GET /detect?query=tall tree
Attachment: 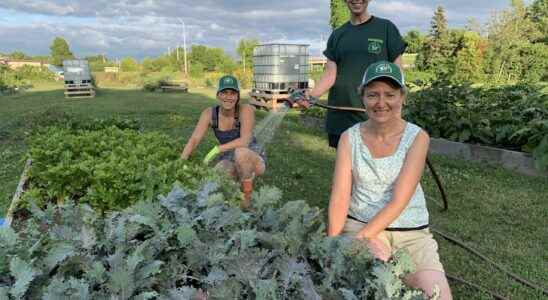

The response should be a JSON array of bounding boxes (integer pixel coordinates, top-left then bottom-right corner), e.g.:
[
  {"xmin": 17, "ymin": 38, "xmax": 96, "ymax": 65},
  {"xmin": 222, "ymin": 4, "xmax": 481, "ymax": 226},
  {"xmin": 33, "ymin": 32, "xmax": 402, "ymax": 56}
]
[
  {"xmin": 120, "ymin": 57, "xmax": 139, "ymax": 72},
  {"xmin": 9, "ymin": 51, "xmax": 29, "ymax": 60},
  {"xmin": 484, "ymin": 0, "xmax": 546, "ymax": 83},
  {"xmin": 403, "ymin": 30, "xmax": 425, "ymax": 53},
  {"xmin": 49, "ymin": 37, "xmax": 74, "ymax": 66},
  {"xmin": 236, "ymin": 39, "xmax": 259, "ymax": 73},
  {"xmin": 430, "ymin": 6, "xmax": 448, "ymax": 40},
  {"xmin": 452, "ymin": 31, "xmax": 485, "ymax": 83},
  {"xmin": 528, "ymin": 0, "xmax": 548, "ymax": 43},
  {"xmin": 416, "ymin": 5, "xmax": 452, "ymax": 74},
  {"xmin": 329, "ymin": 0, "xmax": 349, "ymax": 29}
]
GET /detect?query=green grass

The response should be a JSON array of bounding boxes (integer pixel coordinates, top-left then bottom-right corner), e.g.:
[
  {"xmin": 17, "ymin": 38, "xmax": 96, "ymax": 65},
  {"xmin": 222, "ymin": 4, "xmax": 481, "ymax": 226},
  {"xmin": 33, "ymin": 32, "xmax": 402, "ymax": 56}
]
[{"xmin": 1, "ymin": 84, "xmax": 547, "ymax": 299}]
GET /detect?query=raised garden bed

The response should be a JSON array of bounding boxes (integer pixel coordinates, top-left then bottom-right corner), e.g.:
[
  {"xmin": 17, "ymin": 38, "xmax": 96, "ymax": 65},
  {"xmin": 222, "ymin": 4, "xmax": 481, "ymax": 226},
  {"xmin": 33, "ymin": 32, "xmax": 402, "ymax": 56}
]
[{"xmin": 299, "ymin": 114, "xmax": 547, "ymax": 177}]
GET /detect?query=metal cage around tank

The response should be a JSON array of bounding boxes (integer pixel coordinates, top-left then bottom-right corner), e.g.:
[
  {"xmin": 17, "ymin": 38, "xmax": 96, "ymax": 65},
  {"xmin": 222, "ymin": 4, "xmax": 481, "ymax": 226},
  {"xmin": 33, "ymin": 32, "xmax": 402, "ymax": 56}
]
[{"xmin": 249, "ymin": 44, "xmax": 310, "ymax": 110}]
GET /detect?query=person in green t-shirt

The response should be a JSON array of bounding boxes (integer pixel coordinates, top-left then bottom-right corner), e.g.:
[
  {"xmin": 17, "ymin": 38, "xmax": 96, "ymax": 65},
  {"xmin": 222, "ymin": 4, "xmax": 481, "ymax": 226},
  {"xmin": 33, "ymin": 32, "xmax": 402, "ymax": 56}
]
[{"xmin": 297, "ymin": 0, "xmax": 407, "ymax": 148}]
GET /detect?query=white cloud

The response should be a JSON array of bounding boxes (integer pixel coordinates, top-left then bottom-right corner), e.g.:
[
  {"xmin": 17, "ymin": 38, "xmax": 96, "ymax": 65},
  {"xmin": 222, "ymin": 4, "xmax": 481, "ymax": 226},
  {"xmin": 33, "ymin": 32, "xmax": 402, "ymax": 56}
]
[
  {"xmin": 371, "ymin": 1, "xmax": 432, "ymax": 18},
  {"xmin": 0, "ymin": 0, "xmax": 530, "ymax": 58}
]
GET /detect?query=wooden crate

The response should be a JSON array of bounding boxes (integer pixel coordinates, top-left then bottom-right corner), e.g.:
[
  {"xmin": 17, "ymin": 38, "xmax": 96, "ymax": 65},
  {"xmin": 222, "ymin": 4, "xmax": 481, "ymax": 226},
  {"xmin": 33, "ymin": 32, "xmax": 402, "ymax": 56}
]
[
  {"xmin": 64, "ymin": 83, "xmax": 95, "ymax": 98},
  {"xmin": 249, "ymin": 90, "xmax": 298, "ymax": 111}
]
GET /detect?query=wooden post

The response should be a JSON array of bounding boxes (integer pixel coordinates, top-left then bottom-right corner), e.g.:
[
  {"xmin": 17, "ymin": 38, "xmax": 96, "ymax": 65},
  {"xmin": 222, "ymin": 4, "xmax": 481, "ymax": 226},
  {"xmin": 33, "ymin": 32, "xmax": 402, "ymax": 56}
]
[{"xmin": 5, "ymin": 159, "xmax": 32, "ymax": 226}]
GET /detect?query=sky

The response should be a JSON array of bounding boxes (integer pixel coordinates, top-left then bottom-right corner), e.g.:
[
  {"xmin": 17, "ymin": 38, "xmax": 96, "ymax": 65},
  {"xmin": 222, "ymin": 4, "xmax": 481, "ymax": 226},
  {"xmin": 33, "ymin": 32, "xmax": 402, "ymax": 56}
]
[{"xmin": 0, "ymin": 0, "xmax": 531, "ymax": 60}]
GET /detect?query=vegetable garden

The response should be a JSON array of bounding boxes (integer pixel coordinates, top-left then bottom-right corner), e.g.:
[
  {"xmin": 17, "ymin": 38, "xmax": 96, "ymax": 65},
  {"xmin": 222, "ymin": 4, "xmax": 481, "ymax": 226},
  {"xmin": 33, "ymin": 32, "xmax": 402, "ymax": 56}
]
[{"xmin": 0, "ymin": 85, "xmax": 547, "ymax": 299}]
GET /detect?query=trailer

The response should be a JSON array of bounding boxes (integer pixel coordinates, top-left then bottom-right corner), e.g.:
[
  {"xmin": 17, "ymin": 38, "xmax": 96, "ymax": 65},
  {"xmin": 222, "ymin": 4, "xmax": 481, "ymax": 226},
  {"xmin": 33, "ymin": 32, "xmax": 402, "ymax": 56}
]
[
  {"xmin": 249, "ymin": 44, "xmax": 309, "ymax": 111},
  {"xmin": 63, "ymin": 59, "xmax": 95, "ymax": 98}
]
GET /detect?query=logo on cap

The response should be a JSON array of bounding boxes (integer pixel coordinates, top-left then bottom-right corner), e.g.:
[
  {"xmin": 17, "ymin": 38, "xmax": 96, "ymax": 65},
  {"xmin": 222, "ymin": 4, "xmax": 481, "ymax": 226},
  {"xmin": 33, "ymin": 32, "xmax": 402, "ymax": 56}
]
[
  {"xmin": 224, "ymin": 77, "xmax": 233, "ymax": 84},
  {"xmin": 375, "ymin": 63, "xmax": 392, "ymax": 74}
]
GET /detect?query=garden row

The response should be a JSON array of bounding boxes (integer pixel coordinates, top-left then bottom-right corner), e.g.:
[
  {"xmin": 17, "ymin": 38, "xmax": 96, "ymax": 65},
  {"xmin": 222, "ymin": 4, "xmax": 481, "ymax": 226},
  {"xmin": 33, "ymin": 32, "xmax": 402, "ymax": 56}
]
[{"xmin": 1, "ymin": 121, "xmax": 428, "ymax": 299}]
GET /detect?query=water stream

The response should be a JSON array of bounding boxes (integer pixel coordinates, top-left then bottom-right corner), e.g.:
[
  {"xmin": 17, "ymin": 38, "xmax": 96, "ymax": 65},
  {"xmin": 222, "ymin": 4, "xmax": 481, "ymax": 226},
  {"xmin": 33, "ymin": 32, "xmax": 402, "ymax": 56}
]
[{"xmin": 253, "ymin": 105, "xmax": 291, "ymax": 153}]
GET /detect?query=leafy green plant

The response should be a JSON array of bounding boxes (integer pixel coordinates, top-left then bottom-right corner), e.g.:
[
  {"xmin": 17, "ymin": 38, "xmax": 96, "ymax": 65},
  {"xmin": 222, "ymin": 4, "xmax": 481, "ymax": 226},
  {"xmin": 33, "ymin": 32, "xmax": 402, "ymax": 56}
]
[
  {"xmin": 300, "ymin": 106, "xmax": 326, "ymax": 119},
  {"xmin": 24, "ymin": 126, "xmax": 238, "ymax": 211},
  {"xmin": 404, "ymin": 82, "xmax": 548, "ymax": 170},
  {"xmin": 1, "ymin": 182, "xmax": 425, "ymax": 299}
]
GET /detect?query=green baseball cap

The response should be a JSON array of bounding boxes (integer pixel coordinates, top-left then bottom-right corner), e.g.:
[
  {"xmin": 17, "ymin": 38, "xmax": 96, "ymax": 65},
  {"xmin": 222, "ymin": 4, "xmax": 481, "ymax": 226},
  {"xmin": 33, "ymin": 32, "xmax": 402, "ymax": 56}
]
[
  {"xmin": 360, "ymin": 61, "xmax": 404, "ymax": 89},
  {"xmin": 217, "ymin": 75, "xmax": 240, "ymax": 93}
]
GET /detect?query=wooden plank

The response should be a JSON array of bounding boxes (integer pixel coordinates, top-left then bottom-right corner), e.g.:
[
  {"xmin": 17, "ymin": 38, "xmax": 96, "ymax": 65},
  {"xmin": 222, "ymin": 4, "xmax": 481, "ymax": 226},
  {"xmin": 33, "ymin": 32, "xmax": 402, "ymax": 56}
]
[
  {"xmin": 65, "ymin": 89, "xmax": 95, "ymax": 98},
  {"xmin": 5, "ymin": 159, "xmax": 32, "ymax": 227},
  {"xmin": 160, "ymin": 85, "xmax": 188, "ymax": 92},
  {"xmin": 65, "ymin": 83, "xmax": 93, "ymax": 89},
  {"xmin": 249, "ymin": 91, "xmax": 287, "ymax": 101}
]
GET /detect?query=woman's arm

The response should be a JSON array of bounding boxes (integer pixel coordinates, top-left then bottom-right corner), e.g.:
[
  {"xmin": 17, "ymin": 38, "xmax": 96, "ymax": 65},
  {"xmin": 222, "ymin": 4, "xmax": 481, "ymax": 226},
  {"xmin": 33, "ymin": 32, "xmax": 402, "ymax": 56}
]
[
  {"xmin": 180, "ymin": 108, "xmax": 212, "ymax": 159},
  {"xmin": 218, "ymin": 104, "xmax": 255, "ymax": 152},
  {"xmin": 327, "ymin": 132, "xmax": 353, "ymax": 236},
  {"xmin": 356, "ymin": 130, "xmax": 430, "ymax": 239},
  {"xmin": 393, "ymin": 54, "xmax": 403, "ymax": 67},
  {"xmin": 309, "ymin": 60, "xmax": 337, "ymax": 98}
]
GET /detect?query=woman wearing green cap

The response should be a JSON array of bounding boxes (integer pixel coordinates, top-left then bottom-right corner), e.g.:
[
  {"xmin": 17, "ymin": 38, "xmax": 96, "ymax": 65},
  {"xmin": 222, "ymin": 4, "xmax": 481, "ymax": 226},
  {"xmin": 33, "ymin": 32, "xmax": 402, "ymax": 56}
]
[
  {"xmin": 180, "ymin": 75, "xmax": 266, "ymax": 208},
  {"xmin": 327, "ymin": 61, "xmax": 452, "ymax": 299}
]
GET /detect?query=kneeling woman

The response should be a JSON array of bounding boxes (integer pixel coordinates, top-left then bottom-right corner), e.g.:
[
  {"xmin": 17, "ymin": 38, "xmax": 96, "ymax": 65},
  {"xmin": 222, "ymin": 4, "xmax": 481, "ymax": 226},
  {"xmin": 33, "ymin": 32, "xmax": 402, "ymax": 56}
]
[
  {"xmin": 327, "ymin": 62, "xmax": 452, "ymax": 299},
  {"xmin": 180, "ymin": 75, "xmax": 265, "ymax": 208}
]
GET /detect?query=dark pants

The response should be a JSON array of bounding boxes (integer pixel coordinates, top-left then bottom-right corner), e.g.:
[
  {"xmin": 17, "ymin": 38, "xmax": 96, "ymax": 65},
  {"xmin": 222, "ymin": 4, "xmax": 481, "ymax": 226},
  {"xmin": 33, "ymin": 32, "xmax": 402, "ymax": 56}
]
[{"xmin": 328, "ymin": 134, "xmax": 341, "ymax": 149}]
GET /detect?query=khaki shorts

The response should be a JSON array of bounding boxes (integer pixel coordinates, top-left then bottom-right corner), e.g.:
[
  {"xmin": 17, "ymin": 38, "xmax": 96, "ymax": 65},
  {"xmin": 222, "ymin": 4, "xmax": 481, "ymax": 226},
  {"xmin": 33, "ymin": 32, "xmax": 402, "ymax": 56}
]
[{"xmin": 342, "ymin": 218, "xmax": 445, "ymax": 273}]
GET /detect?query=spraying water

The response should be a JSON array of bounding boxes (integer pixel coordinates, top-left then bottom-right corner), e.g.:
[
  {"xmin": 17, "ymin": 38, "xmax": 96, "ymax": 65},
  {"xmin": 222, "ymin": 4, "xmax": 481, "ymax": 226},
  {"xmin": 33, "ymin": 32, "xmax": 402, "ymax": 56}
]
[{"xmin": 253, "ymin": 105, "xmax": 291, "ymax": 152}]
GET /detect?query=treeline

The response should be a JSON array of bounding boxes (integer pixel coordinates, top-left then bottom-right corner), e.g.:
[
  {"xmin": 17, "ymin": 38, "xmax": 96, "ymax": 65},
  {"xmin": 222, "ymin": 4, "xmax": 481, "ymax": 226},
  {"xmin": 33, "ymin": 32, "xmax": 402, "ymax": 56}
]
[
  {"xmin": 1, "ymin": 37, "xmax": 260, "ymax": 90},
  {"xmin": 407, "ymin": 0, "xmax": 547, "ymax": 85},
  {"xmin": 330, "ymin": 0, "xmax": 547, "ymax": 85}
]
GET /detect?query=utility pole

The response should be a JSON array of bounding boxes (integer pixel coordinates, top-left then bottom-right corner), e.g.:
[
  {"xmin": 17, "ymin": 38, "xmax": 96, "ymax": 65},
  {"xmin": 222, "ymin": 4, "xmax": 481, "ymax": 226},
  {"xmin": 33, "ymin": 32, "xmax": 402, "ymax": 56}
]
[
  {"xmin": 176, "ymin": 44, "xmax": 179, "ymax": 61},
  {"xmin": 243, "ymin": 50, "xmax": 246, "ymax": 74},
  {"xmin": 177, "ymin": 18, "xmax": 188, "ymax": 76}
]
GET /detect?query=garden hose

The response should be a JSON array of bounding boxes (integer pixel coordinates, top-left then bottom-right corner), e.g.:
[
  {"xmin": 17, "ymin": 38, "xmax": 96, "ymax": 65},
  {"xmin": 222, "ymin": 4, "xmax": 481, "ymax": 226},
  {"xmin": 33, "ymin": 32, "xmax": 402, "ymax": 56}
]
[
  {"xmin": 432, "ymin": 227, "xmax": 548, "ymax": 297},
  {"xmin": 445, "ymin": 273, "xmax": 509, "ymax": 300}
]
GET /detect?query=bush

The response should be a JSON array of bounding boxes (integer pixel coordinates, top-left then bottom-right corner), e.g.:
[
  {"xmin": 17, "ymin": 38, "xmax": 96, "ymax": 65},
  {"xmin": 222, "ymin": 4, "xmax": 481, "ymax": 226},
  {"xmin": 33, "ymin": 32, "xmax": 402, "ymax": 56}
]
[
  {"xmin": 405, "ymin": 82, "xmax": 548, "ymax": 170},
  {"xmin": 0, "ymin": 65, "xmax": 55, "ymax": 94},
  {"xmin": 140, "ymin": 72, "xmax": 175, "ymax": 92},
  {"xmin": 404, "ymin": 69, "xmax": 436, "ymax": 88}
]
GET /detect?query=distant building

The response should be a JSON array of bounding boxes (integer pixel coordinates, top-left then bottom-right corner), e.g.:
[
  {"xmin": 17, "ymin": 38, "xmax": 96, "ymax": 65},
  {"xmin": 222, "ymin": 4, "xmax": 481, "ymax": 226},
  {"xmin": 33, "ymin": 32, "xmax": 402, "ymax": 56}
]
[
  {"xmin": 5, "ymin": 59, "xmax": 46, "ymax": 69},
  {"xmin": 309, "ymin": 56, "xmax": 327, "ymax": 72},
  {"xmin": 0, "ymin": 56, "xmax": 8, "ymax": 65},
  {"xmin": 104, "ymin": 66, "xmax": 119, "ymax": 73}
]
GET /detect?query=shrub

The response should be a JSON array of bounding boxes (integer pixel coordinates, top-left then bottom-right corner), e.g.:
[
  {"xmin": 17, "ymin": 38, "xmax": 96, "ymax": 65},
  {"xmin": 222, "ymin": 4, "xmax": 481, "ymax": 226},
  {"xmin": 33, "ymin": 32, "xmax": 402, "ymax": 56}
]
[{"xmin": 405, "ymin": 82, "xmax": 548, "ymax": 170}]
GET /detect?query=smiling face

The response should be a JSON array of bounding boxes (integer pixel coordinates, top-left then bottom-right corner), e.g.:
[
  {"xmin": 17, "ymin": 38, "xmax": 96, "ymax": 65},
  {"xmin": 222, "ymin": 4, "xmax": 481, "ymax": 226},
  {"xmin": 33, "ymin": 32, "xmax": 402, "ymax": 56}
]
[
  {"xmin": 362, "ymin": 79, "xmax": 405, "ymax": 124},
  {"xmin": 346, "ymin": 0, "xmax": 369, "ymax": 16},
  {"xmin": 217, "ymin": 89, "xmax": 239, "ymax": 110}
]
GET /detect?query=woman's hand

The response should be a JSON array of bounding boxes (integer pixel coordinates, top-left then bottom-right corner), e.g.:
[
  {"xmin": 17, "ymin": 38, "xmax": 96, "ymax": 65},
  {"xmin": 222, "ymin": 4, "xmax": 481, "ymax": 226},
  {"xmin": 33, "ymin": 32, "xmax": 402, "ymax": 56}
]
[{"xmin": 363, "ymin": 237, "xmax": 391, "ymax": 262}]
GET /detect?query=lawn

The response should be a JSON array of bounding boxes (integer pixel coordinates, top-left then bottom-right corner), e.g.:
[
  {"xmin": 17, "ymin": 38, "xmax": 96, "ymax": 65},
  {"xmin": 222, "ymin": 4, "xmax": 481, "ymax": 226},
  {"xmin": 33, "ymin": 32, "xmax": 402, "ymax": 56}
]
[{"xmin": 1, "ymin": 84, "xmax": 547, "ymax": 299}]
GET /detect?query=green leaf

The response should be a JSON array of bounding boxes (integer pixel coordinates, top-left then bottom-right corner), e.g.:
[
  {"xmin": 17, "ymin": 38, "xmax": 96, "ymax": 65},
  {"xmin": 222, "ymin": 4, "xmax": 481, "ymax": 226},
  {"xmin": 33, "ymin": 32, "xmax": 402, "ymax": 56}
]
[
  {"xmin": 44, "ymin": 242, "xmax": 75, "ymax": 271},
  {"xmin": 9, "ymin": 256, "xmax": 38, "ymax": 299},
  {"xmin": 42, "ymin": 277, "xmax": 69, "ymax": 300},
  {"xmin": 0, "ymin": 226, "xmax": 18, "ymax": 248},
  {"xmin": 176, "ymin": 225, "xmax": 197, "ymax": 248},
  {"xmin": 458, "ymin": 129, "xmax": 471, "ymax": 142},
  {"xmin": 0, "ymin": 286, "xmax": 9, "ymax": 299}
]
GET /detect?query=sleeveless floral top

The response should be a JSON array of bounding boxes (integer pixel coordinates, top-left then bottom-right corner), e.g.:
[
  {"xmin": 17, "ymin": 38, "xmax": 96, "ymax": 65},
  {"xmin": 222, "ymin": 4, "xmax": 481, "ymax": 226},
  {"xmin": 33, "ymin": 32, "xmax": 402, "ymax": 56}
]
[{"xmin": 347, "ymin": 122, "xmax": 429, "ymax": 229}]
